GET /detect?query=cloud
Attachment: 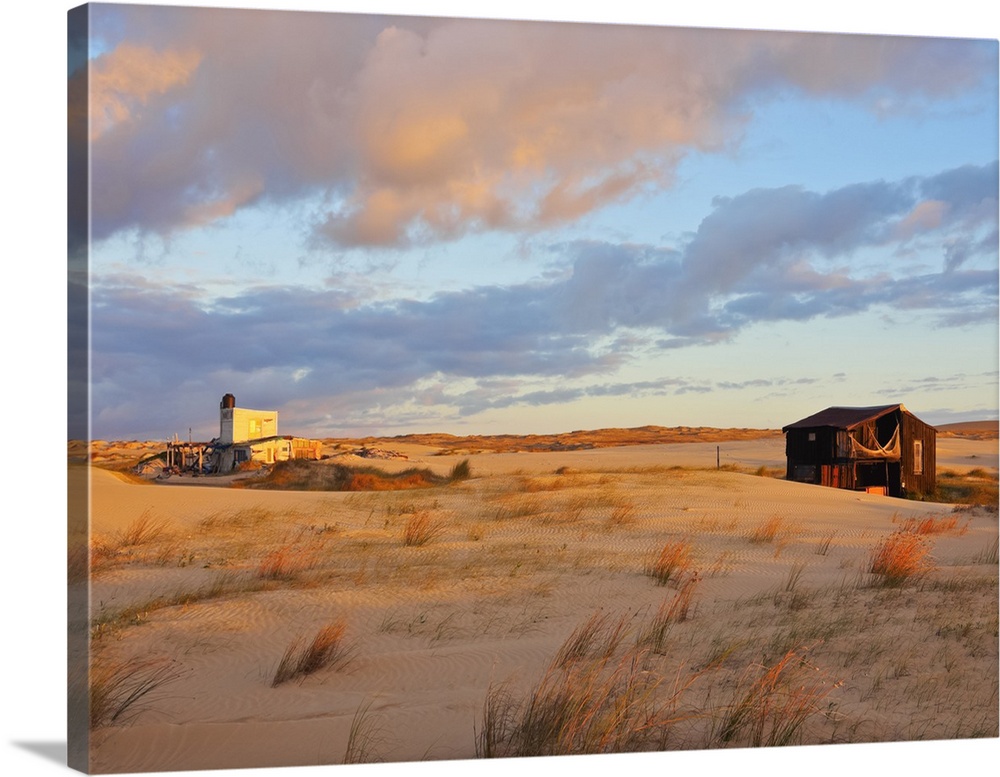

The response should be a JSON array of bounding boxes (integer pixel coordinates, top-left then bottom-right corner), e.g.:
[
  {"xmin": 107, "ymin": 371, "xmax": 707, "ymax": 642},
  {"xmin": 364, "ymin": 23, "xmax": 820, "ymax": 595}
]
[
  {"xmin": 86, "ymin": 7, "xmax": 997, "ymax": 248},
  {"xmin": 88, "ymin": 43, "xmax": 202, "ymax": 141},
  {"xmin": 89, "ymin": 163, "xmax": 997, "ymax": 437}
]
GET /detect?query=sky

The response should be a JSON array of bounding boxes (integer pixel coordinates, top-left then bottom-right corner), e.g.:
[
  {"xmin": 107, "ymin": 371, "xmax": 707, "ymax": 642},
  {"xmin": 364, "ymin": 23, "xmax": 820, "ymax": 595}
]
[{"xmin": 69, "ymin": 0, "xmax": 999, "ymax": 441}]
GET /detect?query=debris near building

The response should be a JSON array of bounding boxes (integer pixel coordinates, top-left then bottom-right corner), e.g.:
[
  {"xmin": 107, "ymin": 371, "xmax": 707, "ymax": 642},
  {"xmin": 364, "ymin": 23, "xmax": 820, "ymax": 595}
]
[
  {"xmin": 782, "ymin": 403, "xmax": 936, "ymax": 498},
  {"xmin": 157, "ymin": 394, "xmax": 323, "ymax": 477},
  {"xmin": 352, "ymin": 446, "xmax": 409, "ymax": 460}
]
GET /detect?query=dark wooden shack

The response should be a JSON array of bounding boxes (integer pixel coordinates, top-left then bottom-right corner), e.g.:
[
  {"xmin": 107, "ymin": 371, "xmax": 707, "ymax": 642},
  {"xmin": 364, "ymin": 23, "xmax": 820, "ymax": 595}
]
[{"xmin": 782, "ymin": 404, "xmax": 936, "ymax": 498}]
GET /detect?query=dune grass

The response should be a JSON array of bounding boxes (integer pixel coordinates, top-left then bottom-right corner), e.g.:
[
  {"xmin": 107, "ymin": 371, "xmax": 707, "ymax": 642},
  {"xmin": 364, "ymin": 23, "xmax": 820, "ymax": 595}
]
[
  {"xmin": 868, "ymin": 531, "xmax": 934, "ymax": 587},
  {"xmin": 476, "ymin": 647, "xmax": 692, "ymax": 758},
  {"xmin": 272, "ymin": 619, "xmax": 353, "ymax": 686},
  {"xmin": 551, "ymin": 611, "xmax": 630, "ymax": 668},
  {"xmin": 90, "ymin": 657, "xmax": 183, "ymax": 728},
  {"xmin": 402, "ymin": 512, "xmax": 446, "ymax": 547},
  {"xmin": 636, "ymin": 577, "xmax": 701, "ymax": 654},
  {"xmin": 747, "ymin": 515, "xmax": 785, "ymax": 544},
  {"xmin": 343, "ymin": 699, "xmax": 387, "ymax": 764},
  {"xmin": 711, "ymin": 648, "xmax": 838, "ymax": 748},
  {"xmin": 895, "ymin": 515, "xmax": 966, "ymax": 535},
  {"xmin": 644, "ymin": 540, "xmax": 695, "ymax": 586}
]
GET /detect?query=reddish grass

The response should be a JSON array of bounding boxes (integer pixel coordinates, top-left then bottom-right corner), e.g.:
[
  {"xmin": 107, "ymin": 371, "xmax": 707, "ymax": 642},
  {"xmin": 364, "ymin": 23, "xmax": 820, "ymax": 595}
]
[
  {"xmin": 477, "ymin": 647, "xmax": 696, "ymax": 757},
  {"xmin": 257, "ymin": 545, "xmax": 315, "ymax": 580},
  {"xmin": 747, "ymin": 515, "xmax": 784, "ymax": 544},
  {"xmin": 644, "ymin": 540, "xmax": 694, "ymax": 586},
  {"xmin": 897, "ymin": 516, "xmax": 964, "ymax": 535},
  {"xmin": 868, "ymin": 531, "xmax": 934, "ymax": 586},
  {"xmin": 713, "ymin": 648, "xmax": 839, "ymax": 747},
  {"xmin": 243, "ymin": 459, "xmax": 469, "ymax": 491},
  {"xmin": 272, "ymin": 619, "xmax": 353, "ymax": 686},
  {"xmin": 552, "ymin": 611, "xmax": 630, "ymax": 668}
]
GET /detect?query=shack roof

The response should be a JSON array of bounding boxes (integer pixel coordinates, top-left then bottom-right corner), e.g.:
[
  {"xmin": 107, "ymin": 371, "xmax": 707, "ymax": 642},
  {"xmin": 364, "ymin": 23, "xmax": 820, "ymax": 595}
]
[{"xmin": 782, "ymin": 404, "xmax": 905, "ymax": 432}]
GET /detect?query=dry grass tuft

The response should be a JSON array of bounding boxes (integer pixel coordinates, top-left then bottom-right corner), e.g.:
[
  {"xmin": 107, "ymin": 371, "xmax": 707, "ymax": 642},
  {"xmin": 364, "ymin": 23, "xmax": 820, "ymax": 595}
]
[
  {"xmin": 402, "ymin": 512, "xmax": 445, "ymax": 546},
  {"xmin": 272, "ymin": 619, "xmax": 353, "ymax": 686},
  {"xmin": 644, "ymin": 540, "xmax": 694, "ymax": 586},
  {"xmin": 257, "ymin": 545, "xmax": 315, "ymax": 580},
  {"xmin": 712, "ymin": 647, "xmax": 838, "ymax": 748},
  {"xmin": 747, "ymin": 515, "xmax": 785, "ymax": 544},
  {"xmin": 974, "ymin": 537, "xmax": 999, "ymax": 565},
  {"xmin": 607, "ymin": 500, "xmax": 636, "ymax": 527},
  {"xmin": 552, "ymin": 611, "xmax": 630, "ymax": 668},
  {"xmin": 896, "ymin": 515, "xmax": 965, "ymax": 536},
  {"xmin": 476, "ymin": 647, "xmax": 696, "ymax": 758},
  {"xmin": 343, "ymin": 699, "xmax": 387, "ymax": 764},
  {"xmin": 116, "ymin": 510, "xmax": 170, "ymax": 546},
  {"xmin": 90, "ymin": 657, "xmax": 183, "ymax": 728},
  {"xmin": 637, "ymin": 577, "xmax": 701, "ymax": 654},
  {"xmin": 868, "ymin": 531, "xmax": 934, "ymax": 586},
  {"xmin": 815, "ymin": 532, "xmax": 836, "ymax": 556}
]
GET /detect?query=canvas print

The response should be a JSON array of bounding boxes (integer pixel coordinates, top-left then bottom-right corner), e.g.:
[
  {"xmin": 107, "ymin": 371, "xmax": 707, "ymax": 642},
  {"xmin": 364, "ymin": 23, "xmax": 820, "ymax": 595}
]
[{"xmin": 67, "ymin": 2, "xmax": 999, "ymax": 774}]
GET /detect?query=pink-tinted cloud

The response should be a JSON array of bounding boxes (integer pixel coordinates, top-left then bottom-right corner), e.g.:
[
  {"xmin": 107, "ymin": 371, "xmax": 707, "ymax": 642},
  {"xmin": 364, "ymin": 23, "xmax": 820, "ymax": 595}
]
[
  {"xmin": 89, "ymin": 43, "xmax": 201, "ymax": 140},
  {"xmin": 84, "ymin": 7, "xmax": 996, "ymax": 247}
]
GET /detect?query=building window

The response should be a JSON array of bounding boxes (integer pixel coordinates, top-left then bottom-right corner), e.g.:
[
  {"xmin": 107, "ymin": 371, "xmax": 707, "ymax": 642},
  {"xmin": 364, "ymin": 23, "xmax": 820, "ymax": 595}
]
[
  {"xmin": 249, "ymin": 418, "xmax": 261, "ymax": 438},
  {"xmin": 808, "ymin": 432, "xmax": 816, "ymax": 442},
  {"xmin": 913, "ymin": 440, "xmax": 923, "ymax": 474}
]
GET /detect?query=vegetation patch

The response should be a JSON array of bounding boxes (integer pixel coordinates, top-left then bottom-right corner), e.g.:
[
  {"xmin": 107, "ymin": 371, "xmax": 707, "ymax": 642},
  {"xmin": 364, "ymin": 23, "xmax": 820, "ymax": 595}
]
[
  {"xmin": 240, "ymin": 459, "xmax": 471, "ymax": 491},
  {"xmin": 921, "ymin": 469, "xmax": 999, "ymax": 507}
]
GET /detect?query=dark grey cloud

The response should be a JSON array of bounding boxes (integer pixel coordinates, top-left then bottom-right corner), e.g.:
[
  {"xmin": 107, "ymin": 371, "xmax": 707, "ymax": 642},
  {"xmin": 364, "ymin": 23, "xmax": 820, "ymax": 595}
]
[{"xmin": 91, "ymin": 163, "xmax": 997, "ymax": 437}]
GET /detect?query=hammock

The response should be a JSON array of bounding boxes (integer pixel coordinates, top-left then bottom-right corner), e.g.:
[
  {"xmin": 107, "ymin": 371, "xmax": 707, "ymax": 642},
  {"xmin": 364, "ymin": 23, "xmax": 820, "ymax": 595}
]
[{"xmin": 848, "ymin": 423, "xmax": 900, "ymax": 459}]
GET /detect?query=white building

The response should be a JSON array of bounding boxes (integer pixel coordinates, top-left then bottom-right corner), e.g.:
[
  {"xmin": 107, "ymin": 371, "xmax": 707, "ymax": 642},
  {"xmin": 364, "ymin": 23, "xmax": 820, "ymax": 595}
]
[
  {"xmin": 219, "ymin": 393, "xmax": 278, "ymax": 444},
  {"xmin": 163, "ymin": 394, "xmax": 322, "ymax": 475}
]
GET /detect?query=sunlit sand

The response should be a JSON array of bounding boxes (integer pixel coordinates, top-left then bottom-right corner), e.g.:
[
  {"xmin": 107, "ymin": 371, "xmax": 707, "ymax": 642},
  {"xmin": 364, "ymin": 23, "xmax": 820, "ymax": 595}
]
[{"xmin": 82, "ymin": 432, "xmax": 998, "ymax": 772}]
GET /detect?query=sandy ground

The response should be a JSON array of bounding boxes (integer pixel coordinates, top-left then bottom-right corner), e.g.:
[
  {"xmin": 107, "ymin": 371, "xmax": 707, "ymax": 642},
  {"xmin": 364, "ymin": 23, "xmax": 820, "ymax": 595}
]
[{"xmin": 80, "ymin": 437, "xmax": 998, "ymax": 772}]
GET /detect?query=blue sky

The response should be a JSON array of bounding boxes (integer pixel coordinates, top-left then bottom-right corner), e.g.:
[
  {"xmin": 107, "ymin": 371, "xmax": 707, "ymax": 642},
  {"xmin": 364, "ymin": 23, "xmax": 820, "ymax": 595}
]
[{"xmin": 70, "ymin": 1, "xmax": 999, "ymax": 441}]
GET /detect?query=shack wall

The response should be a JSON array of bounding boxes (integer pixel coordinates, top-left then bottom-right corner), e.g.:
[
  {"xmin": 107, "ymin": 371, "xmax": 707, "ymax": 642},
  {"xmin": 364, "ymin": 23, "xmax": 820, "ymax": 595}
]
[
  {"xmin": 900, "ymin": 413, "xmax": 937, "ymax": 496},
  {"xmin": 784, "ymin": 407, "xmax": 936, "ymax": 498}
]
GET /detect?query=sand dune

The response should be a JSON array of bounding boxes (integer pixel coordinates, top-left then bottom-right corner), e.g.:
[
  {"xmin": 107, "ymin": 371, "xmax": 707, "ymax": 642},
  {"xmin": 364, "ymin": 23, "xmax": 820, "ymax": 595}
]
[{"xmin": 82, "ymin": 437, "xmax": 998, "ymax": 772}]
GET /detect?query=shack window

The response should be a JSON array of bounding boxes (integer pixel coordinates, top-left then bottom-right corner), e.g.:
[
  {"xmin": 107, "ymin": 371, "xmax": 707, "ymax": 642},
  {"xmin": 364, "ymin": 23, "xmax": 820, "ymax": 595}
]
[
  {"xmin": 913, "ymin": 440, "xmax": 923, "ymax": 474},
  {"xmin": 808, "ymin": 432, "xmax": 816, "ymax": 442},
  {"xmin": 248, "ymin": 418, "xmax": 261, "ymax": 438}
]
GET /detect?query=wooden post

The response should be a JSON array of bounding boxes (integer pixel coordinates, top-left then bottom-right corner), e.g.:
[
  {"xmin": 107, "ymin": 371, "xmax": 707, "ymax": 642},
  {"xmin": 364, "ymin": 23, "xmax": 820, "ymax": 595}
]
[{"xmin": 717, "ymin": 446, "xmax": 720, "ymax": 469}]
